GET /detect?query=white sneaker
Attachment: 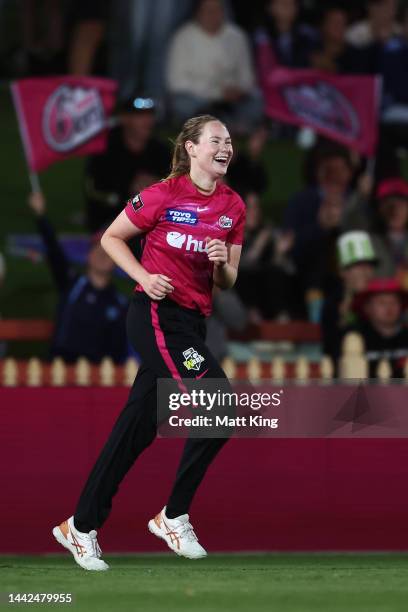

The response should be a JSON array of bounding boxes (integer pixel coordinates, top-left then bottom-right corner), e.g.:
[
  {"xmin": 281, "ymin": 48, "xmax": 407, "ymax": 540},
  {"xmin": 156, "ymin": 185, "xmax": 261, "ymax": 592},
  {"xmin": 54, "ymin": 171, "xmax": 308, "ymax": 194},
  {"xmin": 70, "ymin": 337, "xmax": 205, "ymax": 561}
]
[
  {"xmin": 148, "ymin": 507, "xmax": 207, "ymax": 559},
  {"xmin": 52, "ymin": 516, "xmax": 109, "ymax": 571}
]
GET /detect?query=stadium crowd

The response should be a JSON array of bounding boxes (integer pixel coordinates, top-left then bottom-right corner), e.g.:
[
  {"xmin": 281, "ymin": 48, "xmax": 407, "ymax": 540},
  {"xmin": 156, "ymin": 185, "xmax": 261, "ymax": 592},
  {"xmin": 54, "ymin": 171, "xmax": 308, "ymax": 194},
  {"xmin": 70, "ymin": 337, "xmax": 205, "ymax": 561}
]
[{"xmin": 1, "ymin": 0, "xmax": 408, "ymax": 375}]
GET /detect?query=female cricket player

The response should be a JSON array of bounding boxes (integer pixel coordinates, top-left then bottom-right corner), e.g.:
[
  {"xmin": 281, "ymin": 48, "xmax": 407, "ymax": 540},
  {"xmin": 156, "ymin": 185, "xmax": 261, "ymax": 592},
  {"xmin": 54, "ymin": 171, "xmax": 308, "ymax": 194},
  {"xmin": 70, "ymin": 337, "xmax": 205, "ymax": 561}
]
[{"xmin": 52, "ymin": 115, "xmax": 246, "ymax": 570}]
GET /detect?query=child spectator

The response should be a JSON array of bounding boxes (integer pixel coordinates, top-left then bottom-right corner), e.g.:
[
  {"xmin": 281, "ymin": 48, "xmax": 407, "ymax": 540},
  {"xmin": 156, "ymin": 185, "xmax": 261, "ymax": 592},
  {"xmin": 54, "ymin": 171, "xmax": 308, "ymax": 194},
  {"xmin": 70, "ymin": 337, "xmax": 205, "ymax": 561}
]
[
  {"xmin": 351, "ymin": 278, "xmax": 408, "ymax": 377},
  {"xmin": 321, "ymin": 230, "xmax": 378, "ymax": 362}
]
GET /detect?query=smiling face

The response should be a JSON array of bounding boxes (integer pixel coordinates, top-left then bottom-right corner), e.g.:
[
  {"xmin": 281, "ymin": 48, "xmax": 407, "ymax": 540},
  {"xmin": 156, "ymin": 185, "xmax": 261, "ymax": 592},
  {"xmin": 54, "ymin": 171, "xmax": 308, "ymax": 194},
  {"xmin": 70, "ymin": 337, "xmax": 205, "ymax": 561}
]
[{"xmin": 186, "ymin": 120, "xmax": 233, "ymax": 181}]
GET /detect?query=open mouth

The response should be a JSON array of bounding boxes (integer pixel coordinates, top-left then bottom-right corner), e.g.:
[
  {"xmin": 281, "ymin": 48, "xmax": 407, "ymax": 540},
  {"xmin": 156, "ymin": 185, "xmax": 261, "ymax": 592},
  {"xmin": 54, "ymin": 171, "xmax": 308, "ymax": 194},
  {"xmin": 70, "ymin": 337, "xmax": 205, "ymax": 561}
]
[{"xmin": 213, "ymin": 156, "xmax": 230, "ymax": 168}]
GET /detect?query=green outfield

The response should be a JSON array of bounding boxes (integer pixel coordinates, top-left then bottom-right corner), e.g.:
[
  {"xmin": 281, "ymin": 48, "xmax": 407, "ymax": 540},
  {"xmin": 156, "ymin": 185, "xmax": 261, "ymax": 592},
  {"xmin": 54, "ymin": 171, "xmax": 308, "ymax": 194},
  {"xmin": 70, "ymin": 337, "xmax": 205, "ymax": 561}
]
[{"xmin": 1, "ymin": 554, "xmax": 408, "ymax": 612}]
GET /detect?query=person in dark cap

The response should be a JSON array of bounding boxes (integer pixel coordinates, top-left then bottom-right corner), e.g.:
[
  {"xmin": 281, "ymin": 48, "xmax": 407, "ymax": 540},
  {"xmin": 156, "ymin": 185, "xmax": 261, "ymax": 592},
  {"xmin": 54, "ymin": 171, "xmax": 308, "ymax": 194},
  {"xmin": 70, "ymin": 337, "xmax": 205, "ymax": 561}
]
[
  {"xmin": 28, "ymin": 191, "xmax": 128, "ymax": 364},
  {"xmin": 84, "ymin": 95, "xmax": 171, "ymax": 232}
]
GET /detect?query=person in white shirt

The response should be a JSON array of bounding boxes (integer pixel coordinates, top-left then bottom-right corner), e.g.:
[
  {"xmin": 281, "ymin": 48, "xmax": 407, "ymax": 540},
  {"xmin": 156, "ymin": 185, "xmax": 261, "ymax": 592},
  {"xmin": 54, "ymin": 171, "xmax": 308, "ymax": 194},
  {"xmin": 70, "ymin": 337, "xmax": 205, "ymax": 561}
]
[{"xmin": 166, "ymin": 0, "xmax": 263, "ymax": 130}]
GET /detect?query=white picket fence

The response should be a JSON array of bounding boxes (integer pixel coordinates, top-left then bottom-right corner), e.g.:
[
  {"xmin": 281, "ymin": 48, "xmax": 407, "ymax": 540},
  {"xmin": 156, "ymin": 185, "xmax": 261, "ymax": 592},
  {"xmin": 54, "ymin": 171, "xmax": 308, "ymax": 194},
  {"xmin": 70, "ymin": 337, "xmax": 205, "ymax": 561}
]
[{"xmin": 1, "ymin": 333, "xmax": 407, "ymax": 386}]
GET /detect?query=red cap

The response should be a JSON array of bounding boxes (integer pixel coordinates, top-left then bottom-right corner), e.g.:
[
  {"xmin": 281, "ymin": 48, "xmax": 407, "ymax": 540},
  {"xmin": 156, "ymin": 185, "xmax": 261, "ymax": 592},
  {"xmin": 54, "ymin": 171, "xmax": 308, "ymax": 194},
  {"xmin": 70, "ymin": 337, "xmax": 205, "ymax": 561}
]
[
  {"xmin": 353, "ymin": 278, "xmax": 408, "ymax": 314},
  {"xmin": 376, "ymin": 178, "xmax": 408, "ymax": 200}
]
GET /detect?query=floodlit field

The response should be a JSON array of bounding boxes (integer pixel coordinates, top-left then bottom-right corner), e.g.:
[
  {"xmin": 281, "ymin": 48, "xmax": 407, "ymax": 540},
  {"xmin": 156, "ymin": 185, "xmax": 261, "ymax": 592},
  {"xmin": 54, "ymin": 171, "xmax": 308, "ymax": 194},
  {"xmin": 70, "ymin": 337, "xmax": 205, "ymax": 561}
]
[{"xmin": 1, "ymin": 554, "xmax": 408, "ymax": 612}]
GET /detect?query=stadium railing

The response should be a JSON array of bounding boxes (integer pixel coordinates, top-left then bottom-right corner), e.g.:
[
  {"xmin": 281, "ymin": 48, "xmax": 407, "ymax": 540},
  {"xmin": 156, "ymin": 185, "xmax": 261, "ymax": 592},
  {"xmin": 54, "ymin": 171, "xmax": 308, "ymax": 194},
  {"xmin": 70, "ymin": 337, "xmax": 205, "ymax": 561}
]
[{"xmin": 0, "ymin": 330, "xmax": 406, "ymax": 385}]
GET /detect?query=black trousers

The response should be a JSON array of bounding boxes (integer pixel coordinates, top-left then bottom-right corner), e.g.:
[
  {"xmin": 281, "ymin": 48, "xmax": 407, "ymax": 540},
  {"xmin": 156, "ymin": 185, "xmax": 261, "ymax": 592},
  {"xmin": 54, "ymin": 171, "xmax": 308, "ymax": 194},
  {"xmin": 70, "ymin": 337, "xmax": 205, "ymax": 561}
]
[{"xmin": 74, "ymin": 292, "xmax": 230, "ymax": 531}]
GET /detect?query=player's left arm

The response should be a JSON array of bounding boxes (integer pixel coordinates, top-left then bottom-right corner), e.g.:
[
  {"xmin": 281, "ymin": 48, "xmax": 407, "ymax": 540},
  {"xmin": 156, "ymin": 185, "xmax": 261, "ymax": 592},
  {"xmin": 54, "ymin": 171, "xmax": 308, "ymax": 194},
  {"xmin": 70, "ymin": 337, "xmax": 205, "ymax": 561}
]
[{"xmin": 208, "ymin": 240, "xmax": 242, "ymax": 290}]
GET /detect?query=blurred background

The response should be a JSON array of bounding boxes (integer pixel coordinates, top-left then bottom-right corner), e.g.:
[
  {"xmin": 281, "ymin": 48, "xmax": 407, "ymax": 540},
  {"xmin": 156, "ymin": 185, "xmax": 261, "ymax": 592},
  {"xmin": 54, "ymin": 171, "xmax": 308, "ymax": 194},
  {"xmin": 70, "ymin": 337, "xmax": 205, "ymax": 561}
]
[
  {"xmin": 1, "ymin": 0, "xmax": 408, "ymax": 378},
  {"xmin": 4, "ymin": 0, "xmax": 408, "ymax": 566}
]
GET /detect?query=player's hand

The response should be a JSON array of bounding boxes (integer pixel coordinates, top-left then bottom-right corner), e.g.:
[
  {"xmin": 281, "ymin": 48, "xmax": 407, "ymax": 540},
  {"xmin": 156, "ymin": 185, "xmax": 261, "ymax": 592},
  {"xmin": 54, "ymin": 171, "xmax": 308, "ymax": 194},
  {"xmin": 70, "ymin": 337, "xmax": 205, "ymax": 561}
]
[
  {"xmin": 142, "ymin": 273, "xmax": 174, "ymax": 300},
  {"xmin": 28, "ymin": 191, "xmax": 46, "ymax": 216},
  {"xmin": 206, "ymin": 237, "xmax": 228, "ymax": 267}
]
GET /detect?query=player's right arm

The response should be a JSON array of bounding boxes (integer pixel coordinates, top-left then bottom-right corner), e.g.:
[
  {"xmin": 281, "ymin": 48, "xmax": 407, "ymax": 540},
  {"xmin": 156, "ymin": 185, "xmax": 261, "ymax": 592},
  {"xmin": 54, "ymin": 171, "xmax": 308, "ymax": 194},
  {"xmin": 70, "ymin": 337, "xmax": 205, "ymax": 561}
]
[{"xmin": 101, "ymin": 210, "xmax": 174, "ymax": 301}]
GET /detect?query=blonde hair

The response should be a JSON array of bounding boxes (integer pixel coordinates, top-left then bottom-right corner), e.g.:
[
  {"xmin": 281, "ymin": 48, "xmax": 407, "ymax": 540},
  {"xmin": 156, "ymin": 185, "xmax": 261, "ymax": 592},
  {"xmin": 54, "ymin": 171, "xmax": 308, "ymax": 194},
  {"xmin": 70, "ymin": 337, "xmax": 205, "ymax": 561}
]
[{"xmin": 166, "ymin": 115, "xmax": 222, "ymax": 180}]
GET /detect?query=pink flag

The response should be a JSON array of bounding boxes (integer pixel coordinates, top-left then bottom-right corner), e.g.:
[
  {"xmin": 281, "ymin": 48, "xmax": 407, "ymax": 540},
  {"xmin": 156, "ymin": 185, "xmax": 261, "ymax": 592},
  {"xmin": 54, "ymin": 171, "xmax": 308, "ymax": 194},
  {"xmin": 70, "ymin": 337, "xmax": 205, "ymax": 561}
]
[
  {"xmin": 11, "ymin": 76, "xmax": 118, "ymax": 172},
  {"xmin": 261, "ymin": 67, "xmax": 381, "ymax": 156}
]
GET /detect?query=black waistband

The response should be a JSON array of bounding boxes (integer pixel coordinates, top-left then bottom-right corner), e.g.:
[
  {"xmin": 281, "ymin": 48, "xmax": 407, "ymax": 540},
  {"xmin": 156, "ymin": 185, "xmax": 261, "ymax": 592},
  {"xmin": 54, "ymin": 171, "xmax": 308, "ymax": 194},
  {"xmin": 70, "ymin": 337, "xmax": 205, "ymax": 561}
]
[{"xmin": 134, "ymin": 292, "xmax": 205, "ymax": 319}]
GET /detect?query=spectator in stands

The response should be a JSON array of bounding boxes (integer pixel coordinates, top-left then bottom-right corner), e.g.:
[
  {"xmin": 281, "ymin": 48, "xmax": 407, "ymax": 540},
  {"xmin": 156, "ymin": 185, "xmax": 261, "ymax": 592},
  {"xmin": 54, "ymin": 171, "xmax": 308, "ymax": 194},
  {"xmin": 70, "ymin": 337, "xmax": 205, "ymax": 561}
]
[
  {"xmin": 166, "ymin": 0, "xmax": 262, "ymax": 130},
  {"xmin": 109, "ymin": 0, "xmax": 194, "ymax": 105},
  {"xmin": 206, "ymin": 288, "xmax": 248, "ymax": 361},
  {"xmin": 67, "ymin": 0, "xmax": 111, "ymax": 76},
  {"xmin": 253, "ymin": 0, "xmax": 317, "ymax": 68},
  {"xmin": 226, "ymin": 125, "xmax": 269, "ymax": 197},
  {"xmin": 346, "ymin": 0, "xmax": 400, "ymax": 48},
  {"xmin": 374, "ymin": 179, "xmax": 408, "ymax": 284},
  {"xmin": 321, "ymin": 230, "xmax": 378, "ymax": 363},
  {"xmin": 19, "ymin": 0, "xmax": 64, "ymax": 75},
  {"xmin": 344, "ymin": 177, "xmax": 408, "ymax": 286},
  {"xmin": 235, "ymin": 192, "xmax": 297, "ymax": 320},
  {"xmin": 284, "ymin": 142, "xmax": 355, "ymax": 297},
  {"xmin": 362, "ymin": 21, "xmax": 408, "ymax": 124},
  {"xmin": 84, "ymin": 95, "xmax": 171, "ymax": 232},
  {"xmin": 351, "ymin": 278, "xmax": 408, "ymax": 377},
  {"xmin": 310, "ymin": 6, "xmax": 362, "ymax": 74},
  {"xmin": 28, "ymin": 191, "xmax": 128, "ymax": 365}
]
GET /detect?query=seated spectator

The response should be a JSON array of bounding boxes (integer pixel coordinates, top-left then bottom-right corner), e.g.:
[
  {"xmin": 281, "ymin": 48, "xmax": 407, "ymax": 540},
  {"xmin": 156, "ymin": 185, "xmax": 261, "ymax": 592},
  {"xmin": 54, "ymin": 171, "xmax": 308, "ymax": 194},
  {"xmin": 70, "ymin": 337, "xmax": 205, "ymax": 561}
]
[
  {"xmin": 206, "ymin": 288, "xmax": 248, "ymax": 361},
  {"xmin": 284, "ymin": 141, "xmax": 356, "ymax": 296},
  {"xmin": 310, "ymin": 6, "xmax": 363, "ymax": 74},
  {"xmin": 226, "ymin": 125, "xmax": 269, "ymax": 196},
  {"xmin": 372, "ymin": 179, "xmax": 408, "ymax": 284},
  {"xmin": 254, "ymin": 0, "xmax": 318, "ymax": 69},
  {"xmin": 351, "ymin": 278, "xmax": 408, "ymax": 377},
  {"xmin": 28, "ymin": 191, "xmax": 128, "ymax": 365},
  {"xmin": 109, "ymin": 0, "xmax": 194, "ymax": 106},
  {"xmin": 19, "ymin": 0, "xmax": 64, "ymax": 75},
  {"xmin": 346, "ymin": 0, "xmax": 400, "ymax": 48},
  {"xmin": 66, "ymin": 0, "xmax": 111, "ymax": 76},
  {"xmin": 166, "ymin": 0, "xmax": 262, "ymax": 131},
  {"xmin": 321, "ymin": 230, "xmax": 378, "ymax": 362},
  {"xmin": 84, "ymin": 95, "xmax": 171, "ymax": 232},
  {"xmin": 235, "ymin": 192, "xmax": 298, "ymax": 320},
  {"xmin": 344, "ymin": 178, "xmax": 408, "ymax": 286}
]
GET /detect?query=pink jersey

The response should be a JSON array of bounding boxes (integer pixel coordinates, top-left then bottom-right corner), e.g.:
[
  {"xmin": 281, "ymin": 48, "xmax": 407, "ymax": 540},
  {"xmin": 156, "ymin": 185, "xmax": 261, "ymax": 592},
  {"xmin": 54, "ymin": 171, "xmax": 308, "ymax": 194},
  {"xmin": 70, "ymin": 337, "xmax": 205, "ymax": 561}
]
[{"xmin": 125, "ymin": 174, "xmax": 246, "ymax": 316}]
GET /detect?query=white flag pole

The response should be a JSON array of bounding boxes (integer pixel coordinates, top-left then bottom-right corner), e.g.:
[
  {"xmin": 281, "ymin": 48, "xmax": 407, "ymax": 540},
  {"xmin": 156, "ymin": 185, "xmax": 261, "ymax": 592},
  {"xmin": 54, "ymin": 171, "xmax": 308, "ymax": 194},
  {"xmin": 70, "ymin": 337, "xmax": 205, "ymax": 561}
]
[
  {"xmin": 29, "ymin": 171, "xmax": 41, "ymax": 192},
  {"xmin": 10, "ymin": 81, "xmax": 42, "ymax": 193}
]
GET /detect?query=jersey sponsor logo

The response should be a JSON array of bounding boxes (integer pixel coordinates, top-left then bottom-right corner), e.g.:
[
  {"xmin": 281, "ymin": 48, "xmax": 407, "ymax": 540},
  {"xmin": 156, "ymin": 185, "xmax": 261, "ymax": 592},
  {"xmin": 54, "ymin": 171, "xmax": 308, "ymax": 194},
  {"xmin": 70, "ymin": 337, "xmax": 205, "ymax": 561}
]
[
  {"xmin": 183, "ymin": 347, "xmax": 205, "ymax": 371},
  {"xmin": 218, "ymin": 215, "xmax": 233, "ymax": 229},
  {"xmin": 165, "ymin": 209, "xmax": 198, "ymax": 225},
  {"xmin": 166, "ymin": 231, "xmax": 207, "ymax": 252},
  {"xmin": 130, "ymin": 193, "xmax": 144, "ymax": 212}
]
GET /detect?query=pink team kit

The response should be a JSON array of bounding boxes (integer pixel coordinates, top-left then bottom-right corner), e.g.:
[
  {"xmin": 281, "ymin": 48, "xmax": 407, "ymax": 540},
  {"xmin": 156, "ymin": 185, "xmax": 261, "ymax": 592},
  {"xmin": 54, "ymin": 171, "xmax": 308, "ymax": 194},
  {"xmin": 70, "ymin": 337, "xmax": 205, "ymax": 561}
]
[{"xmin": 125, "ymin": 175, "xmax": 246, "ymax": 315}]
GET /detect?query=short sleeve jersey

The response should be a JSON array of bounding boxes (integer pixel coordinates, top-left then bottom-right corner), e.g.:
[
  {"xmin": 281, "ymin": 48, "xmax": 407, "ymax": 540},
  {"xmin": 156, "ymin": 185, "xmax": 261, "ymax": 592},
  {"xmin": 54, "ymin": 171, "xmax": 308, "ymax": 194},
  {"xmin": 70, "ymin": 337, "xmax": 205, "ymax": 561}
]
[{"xmin": 125, "ymin": 174, "xmax": 246, "ymax": 316}]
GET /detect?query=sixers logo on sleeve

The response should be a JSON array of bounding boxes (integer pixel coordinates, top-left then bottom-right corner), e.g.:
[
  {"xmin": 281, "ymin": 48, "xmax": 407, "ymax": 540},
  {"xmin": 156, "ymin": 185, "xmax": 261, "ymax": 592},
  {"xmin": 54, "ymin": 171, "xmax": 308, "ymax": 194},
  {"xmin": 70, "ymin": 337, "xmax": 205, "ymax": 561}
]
[{"xmin": 129, "ymin": 193, "xmax": 144, "ymax": 213}]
